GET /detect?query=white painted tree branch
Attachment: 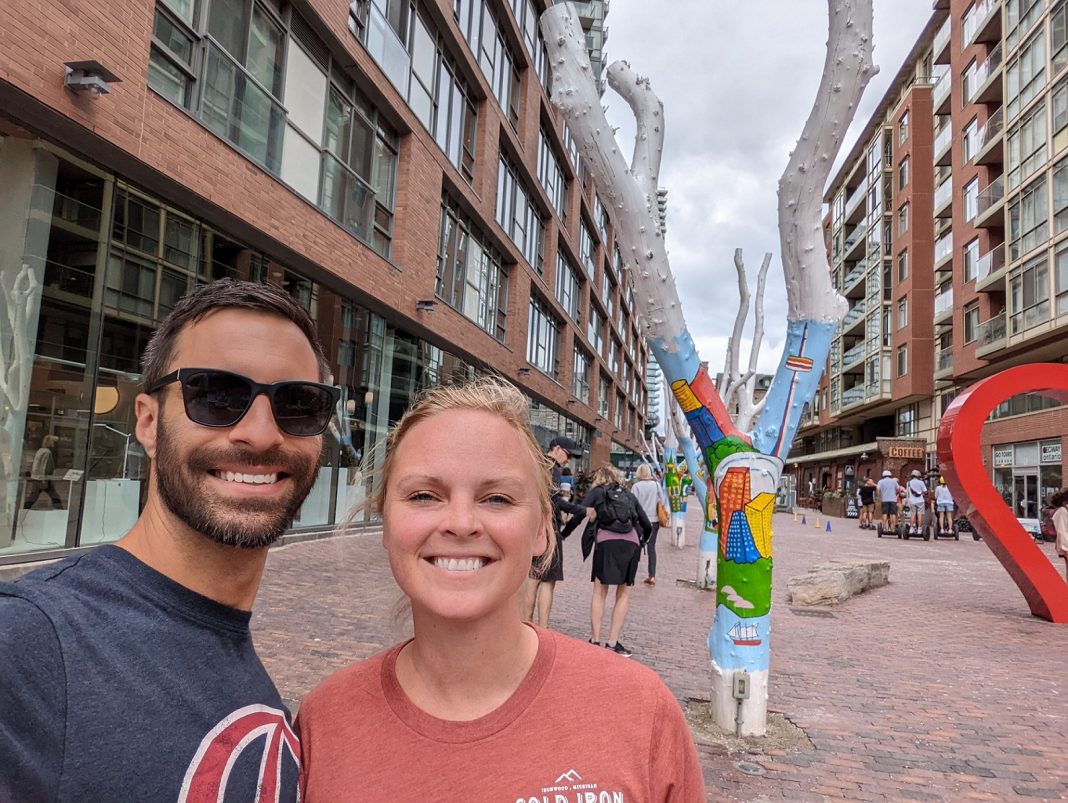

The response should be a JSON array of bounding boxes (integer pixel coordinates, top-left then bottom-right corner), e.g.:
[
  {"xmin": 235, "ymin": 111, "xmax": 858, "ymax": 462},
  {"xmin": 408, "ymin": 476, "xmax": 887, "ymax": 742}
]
[
  {"xmin": 717, "ymin": 250, "xmax": 772, "ymax": 434},
  {"xmin": 779, "ymin": 0, "xmax": 876, "ymax": 323},
  {"xmin": 0, "ymin": 265, "xmax": 37, "ymax": 416},
  {"xmin": 541, "ymin": 5, "xmax": 686, "ymax": 347}
]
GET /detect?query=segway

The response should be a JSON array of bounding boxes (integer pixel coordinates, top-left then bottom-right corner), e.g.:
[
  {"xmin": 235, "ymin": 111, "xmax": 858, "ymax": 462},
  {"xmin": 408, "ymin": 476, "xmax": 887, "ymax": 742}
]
[{"xmin": 934, "ymin": 509, "xmax": 959, "ymax": 540}]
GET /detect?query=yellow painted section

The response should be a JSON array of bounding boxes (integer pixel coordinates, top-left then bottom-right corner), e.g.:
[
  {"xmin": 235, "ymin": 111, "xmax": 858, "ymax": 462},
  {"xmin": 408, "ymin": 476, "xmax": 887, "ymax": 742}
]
[
  {"xmin": 671, "ymin": 379, "xmax": 701, "ymax": 412},
  {"xmin": 745, "ymin": 492, "xmax": 776, "ymax": 558}
]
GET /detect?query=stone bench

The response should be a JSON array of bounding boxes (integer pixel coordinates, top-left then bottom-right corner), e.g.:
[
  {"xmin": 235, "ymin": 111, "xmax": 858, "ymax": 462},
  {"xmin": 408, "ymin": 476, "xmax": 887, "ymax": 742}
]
[{"xmin": 786, "ymin": 561, "xmax": 890, "ymax": 607}]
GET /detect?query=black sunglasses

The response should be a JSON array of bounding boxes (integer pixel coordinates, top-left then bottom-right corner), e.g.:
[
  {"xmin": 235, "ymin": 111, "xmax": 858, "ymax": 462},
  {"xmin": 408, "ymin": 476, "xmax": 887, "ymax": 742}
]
[{"xmin": 147, "ymin": 368, "xmax": 341, "ymax": 437}]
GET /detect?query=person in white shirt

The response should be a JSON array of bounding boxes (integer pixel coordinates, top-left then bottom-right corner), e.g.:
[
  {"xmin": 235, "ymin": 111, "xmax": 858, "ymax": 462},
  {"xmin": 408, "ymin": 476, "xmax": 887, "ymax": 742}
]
[
  {"xmin": 934, "ymin": 477, "xmax": 955, "ymax": 532},
  {"xmin": 905, "ymin": 470, "xmax": 928, "ymax": 535}
]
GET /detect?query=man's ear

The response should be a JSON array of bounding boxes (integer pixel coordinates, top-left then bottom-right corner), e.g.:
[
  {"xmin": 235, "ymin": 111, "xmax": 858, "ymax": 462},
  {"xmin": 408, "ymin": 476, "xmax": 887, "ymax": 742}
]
[{"xmin": 134, "ymin": 393, "xmax": 160, "ymax": 459}]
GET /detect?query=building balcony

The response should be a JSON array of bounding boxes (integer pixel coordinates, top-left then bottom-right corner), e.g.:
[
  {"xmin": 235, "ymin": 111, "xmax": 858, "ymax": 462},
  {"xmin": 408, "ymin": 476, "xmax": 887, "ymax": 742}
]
[
  {"xmin": 933, "ymin": 17, "xmax": 951, "ymax": 65},
  {"xmin": 841, "ymin": 300, "xmax": 866, "ymax": 335},
  {"xmin": 843, "ymin": 264, "xmax": 867, "ymax": 300},
  {"xmin": 842, "ymin": 341, "xmax": 866, "ymax": 369},
  {"xmin": 842, "ymin": 385, "xmax": 866, "ymax": 409},
  {"xmin": 963, "ymin": 0, "xmax": 1003, "ymax": 47},
  {"xmin": 975, "ymin": 242, "xmax": 1007, "ymax": 291},
  {"xmin": 934, "ymin": 231, "xmax": 954, "ymax": 270},
  {"xmin": 934, "ymin": 177, "xmax": 953, "ymax": 218},
  {"xmin": 975, "ymin": 175, "xmax": 1005, "ymax": 228},
  {"xmin": 932, "ymin": 70, "xmax": 951, "ymax": 114},
  {"xmin": 934, "ymin": 123, "xmax": 953, "ymax": 166},
  {"xmin": 968, "ymin": 42, "xmax": 1003, "ymax": 105},
  {"xmin": 935, "ymin": 346, "xmax": 954, "ymax": 379},
  {"xmin": 844, "ymin": 182, "xmax": 867, "ymax": 225},
  {"xmin": 572, "ymin": 0, "xmax": 607, "ymax": 23},
  {"xmin": 843, "ymin": 223, "xmax": 866, "ymax": 261},
  {"xmin": 934, "ymin": 286, "xmax": 954, "ymax": 323},
  {"xmin": 975, "ymin": 310, "xmax": 1007, "ymax": 358},
  {"xmin": 976, "ymin": 107, "xmax": 1005, "ymax": 166}
]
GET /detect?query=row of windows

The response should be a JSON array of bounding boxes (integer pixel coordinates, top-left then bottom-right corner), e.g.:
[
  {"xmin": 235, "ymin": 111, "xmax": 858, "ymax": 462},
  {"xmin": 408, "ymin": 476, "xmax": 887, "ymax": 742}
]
[{"xmin": 149, "ymin": 0, "xmax": 398, "ymax": 257}]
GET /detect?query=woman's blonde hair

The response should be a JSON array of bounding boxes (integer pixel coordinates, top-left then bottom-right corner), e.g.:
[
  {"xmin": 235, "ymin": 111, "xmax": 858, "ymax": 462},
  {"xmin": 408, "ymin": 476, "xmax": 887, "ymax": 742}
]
[
  {"xmin": 635, "ymin": 463, "xmax": 653, "ymax": 481},
  {"xmin": 588, "ymin": 463, "xmax": 623, "ymax": 490},
  {"xmin": 369, "ymin": 375, "xmax": 556, "ymax": 568}
]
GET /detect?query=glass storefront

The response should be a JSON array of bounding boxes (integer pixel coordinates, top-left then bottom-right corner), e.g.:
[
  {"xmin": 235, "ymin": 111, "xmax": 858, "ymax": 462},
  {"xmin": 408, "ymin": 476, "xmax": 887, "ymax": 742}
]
[
  {"xmin": 992, "ymin": 439, "xmax": 1063, "ymax": 518},
  {"xmin": 0, "ymin": 132, "xmax": 594, "ymax": 563}
]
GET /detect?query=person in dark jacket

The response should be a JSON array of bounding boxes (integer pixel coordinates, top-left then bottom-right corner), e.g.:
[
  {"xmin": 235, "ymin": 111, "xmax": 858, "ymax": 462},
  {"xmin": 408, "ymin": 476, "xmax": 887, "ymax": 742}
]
[
  {"xmin": 521, "ymin": 436, "xmax": 591, "ymax": 628},
  {"xmin": 564, "ymin": 464, "xmax": 651, "ymax": 657}
]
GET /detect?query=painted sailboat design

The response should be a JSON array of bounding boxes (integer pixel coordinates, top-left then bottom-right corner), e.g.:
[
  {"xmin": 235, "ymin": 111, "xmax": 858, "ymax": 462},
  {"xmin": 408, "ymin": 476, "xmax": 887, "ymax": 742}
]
[{"xmin": 729, "ymin": 622, "xmax": 761, "ymax": 646}]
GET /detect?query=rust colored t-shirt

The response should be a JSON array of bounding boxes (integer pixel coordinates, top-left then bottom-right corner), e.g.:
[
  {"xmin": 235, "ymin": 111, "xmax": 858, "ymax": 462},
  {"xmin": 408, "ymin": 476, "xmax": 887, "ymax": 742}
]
[{"xmin": 296, "ymin": 626, "xmax": 705, "ymax": 802}]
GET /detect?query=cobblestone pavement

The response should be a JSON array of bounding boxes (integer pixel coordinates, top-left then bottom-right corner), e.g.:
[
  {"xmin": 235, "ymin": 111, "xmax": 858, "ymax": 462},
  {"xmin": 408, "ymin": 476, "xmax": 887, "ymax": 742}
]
[{"xmin": 254, "ymin": 506, "xmax": 1068, "ymax": 801}]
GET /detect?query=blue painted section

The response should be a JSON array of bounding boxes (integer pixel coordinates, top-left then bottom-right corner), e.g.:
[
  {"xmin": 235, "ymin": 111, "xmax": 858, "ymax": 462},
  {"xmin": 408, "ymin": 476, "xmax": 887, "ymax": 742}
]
[
  {"xmin": 683, "ymin": 401, "xmax": 727, "ymax": 445},
  {"xmin": 725, "ymin": 511, "xmax": 761, "ymax": 564},
  {"xmin": 708, "ymin": 607, "xmax": 771, "ymax": 672},
  {"xmin": 647, "ymin": 332, "xmax": 703, "ymax": 393},
  {"xmin": 751, "ymin": 320, "xmax": 835, "ymax": 457}
]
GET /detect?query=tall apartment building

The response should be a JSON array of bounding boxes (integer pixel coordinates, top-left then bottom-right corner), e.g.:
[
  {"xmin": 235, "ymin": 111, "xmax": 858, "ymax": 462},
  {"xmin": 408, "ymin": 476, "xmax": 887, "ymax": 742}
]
[
  {"xmin": 794, "ymin": 0, "xmax": 1066, "ymax": 519},
  {"xmin": 0, "ymin": 0, "xmax": 648, "ymax": 564}
]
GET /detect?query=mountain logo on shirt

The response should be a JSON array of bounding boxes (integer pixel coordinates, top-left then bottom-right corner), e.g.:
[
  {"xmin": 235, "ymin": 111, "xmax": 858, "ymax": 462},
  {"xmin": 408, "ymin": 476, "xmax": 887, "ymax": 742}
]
[
  {"xmin": 178, "ymin": 704, "xmax": 300, "ymax": 803},
  {"xmin": 517, "ymin": 767, "xmax": 625, "ymax": 803}
]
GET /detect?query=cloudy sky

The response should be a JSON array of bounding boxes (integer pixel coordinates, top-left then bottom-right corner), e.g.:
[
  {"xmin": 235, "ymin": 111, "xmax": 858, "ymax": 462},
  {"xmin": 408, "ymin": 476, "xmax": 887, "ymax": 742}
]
[{"xmin": 601, "ymin": 0, "xmax": 934, "ymax": 375}]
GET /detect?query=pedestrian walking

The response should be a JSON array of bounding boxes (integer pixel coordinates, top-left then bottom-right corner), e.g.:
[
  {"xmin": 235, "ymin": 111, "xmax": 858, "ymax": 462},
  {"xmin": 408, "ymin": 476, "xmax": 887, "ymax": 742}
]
[
  {"xmin": 521, "ymin": 436, "xmax": 590, "ymax": 628},
  {"xmin": 294, "ymin": 378, "xmax": 703, "ymax": 800},
  {"xmin": 1051, "ymin": 489, "xmax": 1068, "ymax": 582},
  {"xmin": 0, "ymin": 279, "xmax": 335, "ymax": 800},
  {"xmin": 23, "ymin": 435, "xmax": 62, "ymax": 509},
  {"xmin": 567, "ymin": 464, "xmax": 652, "ymax": 656},
  {"xmin": 630, "ymin": 463, "xmax": 661, "ymax": 585}
]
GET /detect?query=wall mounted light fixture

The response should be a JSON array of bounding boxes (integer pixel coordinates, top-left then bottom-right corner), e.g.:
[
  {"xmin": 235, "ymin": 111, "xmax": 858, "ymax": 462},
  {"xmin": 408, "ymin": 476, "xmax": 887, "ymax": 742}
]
[{"xmin": 64, "ymin": 60, "xmax": 121, "ymax": 97}]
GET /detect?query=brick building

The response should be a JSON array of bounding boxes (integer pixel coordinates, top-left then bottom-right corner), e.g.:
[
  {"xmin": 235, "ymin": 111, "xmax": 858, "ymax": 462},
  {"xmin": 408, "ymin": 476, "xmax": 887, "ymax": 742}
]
[
  {"xmin": 793, "ymin": 0, "xmax": 1066, "ymax": 518},
  {"xmin": 0, "ymin": 0, "xmax": 648, "ymax": 563}
]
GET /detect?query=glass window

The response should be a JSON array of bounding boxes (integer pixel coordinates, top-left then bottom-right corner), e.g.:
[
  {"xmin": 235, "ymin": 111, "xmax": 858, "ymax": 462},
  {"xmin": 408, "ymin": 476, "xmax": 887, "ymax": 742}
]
[
  {"xmin": 964, "ymin": 237, "xmax": 980, "ymax": 282},
  {"xmin": 896, "ymin": 345, "xmax": 908, "ymax": 377},
  {"xmin": 598, "ymin": 374, "xmax": 610, "ymax": 418},
  {"xmin": 1053, "ymin": 158, "xmax": 1068, "ymax": 233},
  {"xmin": 436, "ymin": 197, "xmax": 509, "ymax": 341},
  {"xmin": 527, "ymin": 296, "xmax": 560, "ymax": 377},
  {"xmin": 579, "ymin": 219, "xmax": 597, "ymax": 275},
  {"xmin": 898, "ymin": 157, "xmax": 909, "ymax": 191},
  {"xmin": 1008, "ymin": 176, "xmax": 1049, "ymax": 261},
  {"xmin": 963, "ymin": 177, "xmax": 980, "ymax": 221},
  {"xmin": 572, "ymin": 347, "xmax": 591, "ymax": 404},
  {"xmin": 555, "ymin": 251, "xmax": 581, "ymax": 321},
  {"xmin": 496, "ymin": 155, "xmax": 545, "ymax": 272},
  {"xmin": 537, "ymin": 127, "xmax": 568, "ymax": 220},
  {"xmin": 898, "ymin": 110, "xmax": 909, "ymax": 146},
  {"xmin": 1054, "ymin": 0, "xmax": 1068, "ymax": 75},
  {"xmin": 962, "ymin": 118, "xmax": 979, "ymax": 163},
  {"xmin": 1056, "ymin": 241, "xmax": 1068, "ymax": 316},
  {"xmin": 964, "ymin": 303, "xmax": 980, "ymax": 342},
  {"xmin": 898, "ymin": 250, "xmax": 908, "ymax": 282},
  {"xmin": 898, "ymin": 203, "xmax": 908, "ymax": 234},
  {"xmin": 1009, "ymin": 255, "xmax": 1050, "ymax": 334},
  {"xmin": 1006, "ymin": 101, "xmax": 1047, "ymax": 190},
  {"xmin": 1006, "ymin": 29, "xmax": 1046, "ymax": 121},
  {"xmin": 897, "ymin": 298, "xmax": 908, "ymax": 330}
]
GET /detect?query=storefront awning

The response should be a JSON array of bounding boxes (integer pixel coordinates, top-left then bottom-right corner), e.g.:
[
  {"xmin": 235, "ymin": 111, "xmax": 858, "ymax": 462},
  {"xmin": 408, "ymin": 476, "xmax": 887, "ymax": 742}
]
[{"xmin": 788, "ymin": 441, "xmax": 880, "ymax": 466}]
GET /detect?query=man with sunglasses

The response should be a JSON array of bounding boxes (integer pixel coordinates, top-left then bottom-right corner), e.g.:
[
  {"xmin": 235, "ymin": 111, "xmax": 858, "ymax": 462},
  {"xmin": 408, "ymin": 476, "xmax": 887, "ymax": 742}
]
[{"xmin": 0, "ymin": 279, "xmax": 338, "ymax": 801}]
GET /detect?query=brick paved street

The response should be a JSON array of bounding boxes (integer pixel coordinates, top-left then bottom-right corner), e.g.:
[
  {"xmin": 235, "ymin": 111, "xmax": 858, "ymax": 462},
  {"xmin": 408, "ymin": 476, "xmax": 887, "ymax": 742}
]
[{"xmin": 254, "ymin": 506, "xmax": 1068, "ymax": 801}]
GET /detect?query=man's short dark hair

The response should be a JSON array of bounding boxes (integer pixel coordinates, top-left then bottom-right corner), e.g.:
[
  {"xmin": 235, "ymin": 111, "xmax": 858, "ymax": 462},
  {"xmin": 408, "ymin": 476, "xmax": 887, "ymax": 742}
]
[{"xmin": 140, "ymin": 278, "xmax": 331, "ymax": 391}]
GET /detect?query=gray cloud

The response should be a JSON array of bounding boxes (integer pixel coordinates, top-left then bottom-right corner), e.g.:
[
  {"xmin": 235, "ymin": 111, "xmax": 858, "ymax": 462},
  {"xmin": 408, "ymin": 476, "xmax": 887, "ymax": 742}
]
[{"xmin": 602, "ymin": 0, "xmax": 932, "ymax": 374}]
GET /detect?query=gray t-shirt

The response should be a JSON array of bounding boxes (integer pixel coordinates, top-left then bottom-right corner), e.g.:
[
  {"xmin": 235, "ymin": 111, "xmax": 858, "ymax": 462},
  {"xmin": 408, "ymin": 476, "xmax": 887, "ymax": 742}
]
[
  {"xmin": 630, "ymin": 478, "xmax": 662, "ymax": 520},
  {"xmin": 876, "ymin": 477, "xmax": 899, "ymax": 503},
  {"xmin": 0, "ymin": 545, "xmax": 299, "ymax": 801}
]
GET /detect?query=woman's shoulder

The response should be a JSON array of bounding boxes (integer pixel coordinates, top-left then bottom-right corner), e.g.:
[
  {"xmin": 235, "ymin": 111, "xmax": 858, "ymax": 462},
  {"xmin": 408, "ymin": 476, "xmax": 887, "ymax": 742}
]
[
  {"xmin": 547, "ymin": 630, "xmax": 668, "ymax": 689},
  {"xmin": 299, "ymin": 644, "xmax": 398, "ymax": 716}
]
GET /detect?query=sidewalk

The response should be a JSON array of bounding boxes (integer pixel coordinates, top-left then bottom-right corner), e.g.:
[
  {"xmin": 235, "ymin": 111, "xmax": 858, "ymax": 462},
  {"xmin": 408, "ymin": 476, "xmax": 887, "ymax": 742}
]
[{"xmin": 253, "ymin": 505, "xmax": 1068, "ymax": 801}]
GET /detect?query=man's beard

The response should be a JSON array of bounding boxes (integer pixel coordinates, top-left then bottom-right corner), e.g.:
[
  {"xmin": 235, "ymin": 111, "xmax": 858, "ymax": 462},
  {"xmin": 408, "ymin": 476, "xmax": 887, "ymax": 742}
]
[{"xmin": 154, "ymin": 418, "xmax": 320, "ymax": 549}]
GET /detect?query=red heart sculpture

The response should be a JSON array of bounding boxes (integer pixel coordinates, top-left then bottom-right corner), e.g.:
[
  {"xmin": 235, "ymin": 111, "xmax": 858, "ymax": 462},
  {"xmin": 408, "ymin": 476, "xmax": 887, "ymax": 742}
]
[{"xmin": 938, "ymin": 363, "xmax": 1068, "ymax": 623}]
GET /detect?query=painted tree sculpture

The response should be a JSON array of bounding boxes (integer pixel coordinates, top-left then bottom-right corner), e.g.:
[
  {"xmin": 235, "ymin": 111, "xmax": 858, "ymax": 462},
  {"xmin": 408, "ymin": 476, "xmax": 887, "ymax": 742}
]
[{"xmin": 541, "ymin": 0, "xmax": 875, "ymax": 734}]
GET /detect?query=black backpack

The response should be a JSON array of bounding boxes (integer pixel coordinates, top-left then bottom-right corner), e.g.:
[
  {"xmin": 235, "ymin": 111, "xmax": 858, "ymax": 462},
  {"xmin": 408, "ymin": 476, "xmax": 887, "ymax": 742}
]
[{"xmin": 597, "ymin": 484, "xmax": 635, "ymax": 533}]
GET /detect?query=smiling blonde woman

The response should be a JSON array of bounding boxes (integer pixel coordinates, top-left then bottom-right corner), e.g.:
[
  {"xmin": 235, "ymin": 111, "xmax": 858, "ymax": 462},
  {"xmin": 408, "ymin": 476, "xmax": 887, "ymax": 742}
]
[{"xmin": 295, "ymin": 377, "xmax": 703, "ymax": 801}]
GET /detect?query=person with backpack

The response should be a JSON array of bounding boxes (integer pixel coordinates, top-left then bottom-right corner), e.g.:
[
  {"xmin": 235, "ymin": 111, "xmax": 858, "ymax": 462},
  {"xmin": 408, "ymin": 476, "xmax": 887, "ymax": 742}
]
[
  {"xmin": 565, "ymin": 464, "xmax": 651, "ymax": 657},
  {"xmin": 1040, "ymin": 495, "xmax": 1058, "ymax": 543}
]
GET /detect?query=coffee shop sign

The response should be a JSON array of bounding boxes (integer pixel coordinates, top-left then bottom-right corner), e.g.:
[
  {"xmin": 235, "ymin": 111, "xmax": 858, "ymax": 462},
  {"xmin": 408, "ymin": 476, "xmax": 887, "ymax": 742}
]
[{"xmin": 886, "ymin": 445, "xmax": 925, "ymax": 460}]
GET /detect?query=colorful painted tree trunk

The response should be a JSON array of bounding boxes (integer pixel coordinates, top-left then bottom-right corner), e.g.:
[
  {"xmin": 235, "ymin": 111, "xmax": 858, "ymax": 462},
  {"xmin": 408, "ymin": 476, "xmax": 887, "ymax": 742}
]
[{"xmin": 541, "ymin": 0, "xmax": 874, "ymax": 735}]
